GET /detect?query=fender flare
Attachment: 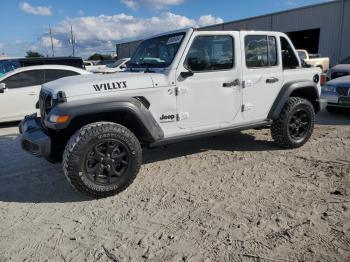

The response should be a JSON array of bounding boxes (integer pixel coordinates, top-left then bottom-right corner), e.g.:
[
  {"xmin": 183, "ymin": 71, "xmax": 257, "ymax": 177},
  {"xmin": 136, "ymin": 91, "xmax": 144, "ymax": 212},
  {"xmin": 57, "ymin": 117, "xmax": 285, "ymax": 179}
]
[
  {"xmin": 268, "ymin": 81, "xmax": 320, "ymax": 120},
  {"xmin": 45, "ymin": 96, "xmax": 164, "ymax": 142}
]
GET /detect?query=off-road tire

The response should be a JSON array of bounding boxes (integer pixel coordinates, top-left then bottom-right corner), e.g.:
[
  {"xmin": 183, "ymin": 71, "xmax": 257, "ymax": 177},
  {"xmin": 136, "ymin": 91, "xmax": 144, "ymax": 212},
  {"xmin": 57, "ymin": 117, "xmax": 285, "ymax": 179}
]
[
  {"xmin": 63, "ymin": 122, "xmax": 142, "ymax": 198},
  {"xmin": 271, "ymin": 97, "xmax": 315, "ymax": 149}
]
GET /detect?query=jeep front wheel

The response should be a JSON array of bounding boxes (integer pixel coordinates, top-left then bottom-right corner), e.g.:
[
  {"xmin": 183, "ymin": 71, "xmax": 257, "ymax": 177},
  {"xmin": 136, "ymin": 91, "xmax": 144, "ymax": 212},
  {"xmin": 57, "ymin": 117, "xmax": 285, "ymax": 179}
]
[
  {"xmin": 271, "ymin": 97, "xmax": 315, "ymax": 149},
  {"xmin": 63, "ymin": 122, "xmax": 142, "ymax": 198}
]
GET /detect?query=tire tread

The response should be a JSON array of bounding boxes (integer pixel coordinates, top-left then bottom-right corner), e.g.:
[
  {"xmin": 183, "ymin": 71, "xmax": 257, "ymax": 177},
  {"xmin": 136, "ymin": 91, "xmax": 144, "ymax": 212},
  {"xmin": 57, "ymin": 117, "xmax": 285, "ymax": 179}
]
[
  {"xmin": 271, "ymin": 97, "xmax": 315, "ymax": 149},
  {"xmin": 62, "ymin": 122, "xmax": 142, "ymax": 198}
]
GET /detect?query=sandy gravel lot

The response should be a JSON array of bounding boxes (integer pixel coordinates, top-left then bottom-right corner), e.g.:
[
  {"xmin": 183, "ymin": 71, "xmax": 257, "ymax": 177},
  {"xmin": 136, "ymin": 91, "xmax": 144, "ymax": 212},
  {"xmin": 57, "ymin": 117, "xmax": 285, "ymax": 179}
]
[{"xmin": 0, "ymin": 110, "xmax": 349, "ymax": 262}]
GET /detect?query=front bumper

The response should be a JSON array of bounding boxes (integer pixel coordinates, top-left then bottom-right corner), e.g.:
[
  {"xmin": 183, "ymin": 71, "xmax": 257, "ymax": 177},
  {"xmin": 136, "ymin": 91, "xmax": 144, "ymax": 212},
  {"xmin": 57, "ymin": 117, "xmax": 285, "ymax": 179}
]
[
  {"xmin": 321, "ymin": 93, "xmax": 350, "ymax": 108},
  {"xmin": 319, "ymin": 98, "xmax": 328, "ymax": 111},
  {"xmin": 19, "ymin": 114, "xmax": 52, "ymax": 158}
]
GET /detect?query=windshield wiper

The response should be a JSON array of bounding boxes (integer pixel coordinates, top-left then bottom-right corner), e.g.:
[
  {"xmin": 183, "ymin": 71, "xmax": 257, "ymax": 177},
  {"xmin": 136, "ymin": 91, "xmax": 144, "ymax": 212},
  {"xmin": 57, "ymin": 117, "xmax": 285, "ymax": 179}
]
[
  {"xmin": 127, "ymin": 62, "xmax": 158, "ymax": 72},
  {"xmin": 139, "ymin": 63, "xmax": 156, "ymax": 73},
  {"xmin": 127, "ymin": 62, "xmax": 139, "ymax": 71}
]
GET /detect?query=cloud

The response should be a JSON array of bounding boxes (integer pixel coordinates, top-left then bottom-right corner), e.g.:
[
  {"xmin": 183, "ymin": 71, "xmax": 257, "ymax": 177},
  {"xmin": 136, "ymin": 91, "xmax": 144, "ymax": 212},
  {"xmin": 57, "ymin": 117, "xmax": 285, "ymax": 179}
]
[
  {"xmin": 121, "ymin": 0, "xmax": 139, "ymax": 10},
  {"xmin": 19, "ymin": 2, "xmax": 52, "ymax": 16},
  {"xmin": 41, "ymin": 36, "xmax": 63, "ymax": 48},
  {"xmin": 121, "ymin": 0, "xmax": 186, "ymax": 10},
  {"xmin": 35, "ymin": 12, "xmax": 222, "ymax": 57},
  {"xmin": 52, "ymin": 12, "xmax": 222, "ymax": 45},
  {"xmin": 197, "ymin": 15, "xmax": 223, "ymax": 27},
  {"xmin": 78, "ymin": 9, "xmax": 84, "ymax": 16}
]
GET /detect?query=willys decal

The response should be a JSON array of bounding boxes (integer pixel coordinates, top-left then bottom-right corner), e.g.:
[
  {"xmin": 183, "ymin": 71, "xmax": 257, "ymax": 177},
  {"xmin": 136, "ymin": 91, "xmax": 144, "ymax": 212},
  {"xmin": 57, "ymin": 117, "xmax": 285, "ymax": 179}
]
[{"xmin": 93, "ymin": 81, "xmax": 127, "ymax": 91}]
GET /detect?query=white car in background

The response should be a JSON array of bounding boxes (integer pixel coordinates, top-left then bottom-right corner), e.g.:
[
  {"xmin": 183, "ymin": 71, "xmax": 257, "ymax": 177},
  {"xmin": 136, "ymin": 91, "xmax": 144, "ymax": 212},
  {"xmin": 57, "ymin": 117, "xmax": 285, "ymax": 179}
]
[
  {"xmin": 87, "ymin": 58, "xmax": 130, "ymax": 74},
  {"xmin": 0, "ymin": 65, "xmax": 91, "ymax": 123},
  {"xmin": 83, "ymin": 60, "xmax": 97, "ymax": 71},
  {"xmin": 297, "ymin": 49, "xmax": 330, "ymax": 72}
]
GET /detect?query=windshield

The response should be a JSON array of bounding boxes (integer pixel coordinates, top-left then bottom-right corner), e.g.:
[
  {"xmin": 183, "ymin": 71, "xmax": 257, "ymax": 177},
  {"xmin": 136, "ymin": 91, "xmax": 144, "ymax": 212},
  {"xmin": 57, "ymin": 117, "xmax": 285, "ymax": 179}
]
[
  {"xmin": 107, "ymin": 59, "xmax": 127, "ymax": 68},
  {"xmin": 129, "ymin": 32, "xmax": 186, "ymax": 68},
  {"xmin": 297, "ymin": 51, "xmax": 307, "ymax": 60}
]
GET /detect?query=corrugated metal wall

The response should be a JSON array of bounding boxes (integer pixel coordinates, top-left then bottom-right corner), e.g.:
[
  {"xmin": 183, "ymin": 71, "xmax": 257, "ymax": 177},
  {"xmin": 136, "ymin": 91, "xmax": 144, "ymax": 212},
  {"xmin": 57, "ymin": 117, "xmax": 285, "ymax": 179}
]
[
  {"xmin": 340, "ymin": 0, "xmax": 350, "ymax": 61},
  {"xmin": 116, "ymin": 0, "xmax": 350, "ymax": 64},
  {"xmin": 271, "ymin": 1, "xmax": 344, "ymax": 65}
]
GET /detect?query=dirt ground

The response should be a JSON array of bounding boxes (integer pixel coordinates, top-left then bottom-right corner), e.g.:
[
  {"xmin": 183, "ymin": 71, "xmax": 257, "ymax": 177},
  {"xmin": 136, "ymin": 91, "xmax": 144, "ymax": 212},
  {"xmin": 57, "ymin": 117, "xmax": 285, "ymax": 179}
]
[{"xmin": 0, "ymin": 110, "xmax": 349, "ymax": 262}]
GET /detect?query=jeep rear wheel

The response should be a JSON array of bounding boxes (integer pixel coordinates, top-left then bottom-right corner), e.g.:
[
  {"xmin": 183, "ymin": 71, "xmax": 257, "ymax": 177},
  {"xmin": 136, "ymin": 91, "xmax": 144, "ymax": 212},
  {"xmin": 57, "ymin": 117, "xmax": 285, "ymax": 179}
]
[
  {"xmin": 63, "ymin": 122, "xmax": 142, "ymax": 198},
  {"xmin": 271, "ymin": 97, "xmax": 315, "ymax": 149}
]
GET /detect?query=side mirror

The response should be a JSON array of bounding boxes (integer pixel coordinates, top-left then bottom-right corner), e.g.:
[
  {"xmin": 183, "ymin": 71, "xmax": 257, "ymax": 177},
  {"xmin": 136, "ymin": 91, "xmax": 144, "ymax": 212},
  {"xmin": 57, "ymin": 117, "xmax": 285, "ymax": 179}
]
[
  {"xmin": 0, "ymin": 83, "xmax": 6, "ymax": 93},
  {"xmin": 180, "ymin": 70, "xmax": 194, "ymax": 79}
]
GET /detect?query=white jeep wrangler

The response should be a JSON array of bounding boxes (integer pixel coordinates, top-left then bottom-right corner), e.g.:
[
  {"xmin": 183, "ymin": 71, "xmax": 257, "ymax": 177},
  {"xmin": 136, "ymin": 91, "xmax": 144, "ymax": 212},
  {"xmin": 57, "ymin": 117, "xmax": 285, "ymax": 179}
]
[{"xmin": 20, "ymin": 28, "xmax": 323, "ymax": 197}]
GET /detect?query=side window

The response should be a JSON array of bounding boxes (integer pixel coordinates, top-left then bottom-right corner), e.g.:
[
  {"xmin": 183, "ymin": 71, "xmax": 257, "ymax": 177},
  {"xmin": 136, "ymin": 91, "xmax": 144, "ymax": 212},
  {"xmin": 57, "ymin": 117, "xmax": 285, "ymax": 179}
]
[
  {"xmin": 44, "ymin": 69, "xmax": 79, "ymax": 83},
  {"xmin": 280, "ymin": 37, "xmax": 299, "ymax": 69},
  {"xmin": 245, "ymin": 35, "xmax": 278, "ymax": 68},
  {"xmin": 2, "ymin": 70, "xmax": 44, "ymax": 89},
  {"xmin": 184, "ymin": 35, "xmax": 234, "ymax": 72}
]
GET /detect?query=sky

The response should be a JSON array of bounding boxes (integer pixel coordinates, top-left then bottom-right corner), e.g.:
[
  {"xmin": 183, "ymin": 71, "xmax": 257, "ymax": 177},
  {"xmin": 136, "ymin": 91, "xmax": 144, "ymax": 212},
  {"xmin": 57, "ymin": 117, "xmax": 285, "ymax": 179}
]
[{"xmin": 0, "ymin": 0, "xmax": 334, "ymax": 58}]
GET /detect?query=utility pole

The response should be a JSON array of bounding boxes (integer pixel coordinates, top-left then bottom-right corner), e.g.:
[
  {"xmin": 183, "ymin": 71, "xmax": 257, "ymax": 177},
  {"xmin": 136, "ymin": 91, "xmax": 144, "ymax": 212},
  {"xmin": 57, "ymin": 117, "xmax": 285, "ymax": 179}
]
[
  {"xmin": 49, "ymin": 24, "xmax": 55, "ymax": 57},
  {"xmin": 70, "ymin": 25, "xmax": 76, "ymax": 57}
]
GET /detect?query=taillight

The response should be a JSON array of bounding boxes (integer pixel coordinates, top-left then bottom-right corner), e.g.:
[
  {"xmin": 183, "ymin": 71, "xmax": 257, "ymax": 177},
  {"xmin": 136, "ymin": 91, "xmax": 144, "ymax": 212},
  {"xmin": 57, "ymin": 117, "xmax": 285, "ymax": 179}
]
[{"xmin": 320, "ymin": 74, "xmax": 326, "ymax": 86}]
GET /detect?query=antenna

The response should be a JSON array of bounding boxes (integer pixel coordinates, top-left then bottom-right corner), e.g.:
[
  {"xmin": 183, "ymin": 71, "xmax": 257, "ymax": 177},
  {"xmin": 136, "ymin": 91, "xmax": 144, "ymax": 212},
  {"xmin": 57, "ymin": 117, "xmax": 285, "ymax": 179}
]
[
  {"xmin": 49, "ymin": 24, "xmax": 55, "ymax": 57},
  {"xmin": 70, "ymin": 25, "xmax": 76, "ymax": 57}
]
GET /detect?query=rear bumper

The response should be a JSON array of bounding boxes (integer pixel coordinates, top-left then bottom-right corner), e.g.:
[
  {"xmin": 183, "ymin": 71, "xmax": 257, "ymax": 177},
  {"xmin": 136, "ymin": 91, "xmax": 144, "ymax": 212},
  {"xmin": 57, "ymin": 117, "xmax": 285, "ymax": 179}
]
[{"xmin": 19, "ymin": 114, "xmax": 52, "ymax": 158}]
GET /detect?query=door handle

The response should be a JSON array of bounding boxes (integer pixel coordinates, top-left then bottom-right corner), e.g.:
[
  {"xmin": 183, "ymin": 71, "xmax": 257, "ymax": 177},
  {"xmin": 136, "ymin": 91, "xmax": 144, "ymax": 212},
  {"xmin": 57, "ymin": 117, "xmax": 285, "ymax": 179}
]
[
  {"xmin": 266, "ymin": 77, "xmax": 279, "ymax": 84},
  {"xmin": 223, "ymin": 79, "xmax": 240, "ymax": 88}
]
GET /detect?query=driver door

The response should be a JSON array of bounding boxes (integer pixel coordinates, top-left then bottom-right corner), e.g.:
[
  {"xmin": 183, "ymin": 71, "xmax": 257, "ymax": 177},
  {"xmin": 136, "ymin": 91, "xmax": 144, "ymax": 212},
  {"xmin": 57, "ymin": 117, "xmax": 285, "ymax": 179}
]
[{"xmin": 175, "ymin": 32, "xmax": 241, "ymax": 130}]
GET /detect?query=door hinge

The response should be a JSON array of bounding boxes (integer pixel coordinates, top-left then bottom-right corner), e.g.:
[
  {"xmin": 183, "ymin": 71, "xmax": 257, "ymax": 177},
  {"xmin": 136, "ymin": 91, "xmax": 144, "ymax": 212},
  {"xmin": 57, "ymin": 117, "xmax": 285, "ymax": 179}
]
[
  {"xmin": 176, "ymin": 112, "xmax": 189, "ymax": 121},
  {"xmin": 242, "ymin": 104, "xmax": 253, "ymax": 112},
  {"xmin": 175, "ymin": 86, "xmax": 188, "ymax": 96}
]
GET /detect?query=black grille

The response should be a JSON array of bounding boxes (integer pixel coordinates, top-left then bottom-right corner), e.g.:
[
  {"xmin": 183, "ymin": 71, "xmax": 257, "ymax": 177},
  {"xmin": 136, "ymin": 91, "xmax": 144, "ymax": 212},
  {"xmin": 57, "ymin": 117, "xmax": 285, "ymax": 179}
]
[
  {"xmin": 336, "ymin": 86, "xmax": 350, "ymax": 97},
  {"xmin": 331, "ymin": 72, "xmax": 349, "ymax": 80}
]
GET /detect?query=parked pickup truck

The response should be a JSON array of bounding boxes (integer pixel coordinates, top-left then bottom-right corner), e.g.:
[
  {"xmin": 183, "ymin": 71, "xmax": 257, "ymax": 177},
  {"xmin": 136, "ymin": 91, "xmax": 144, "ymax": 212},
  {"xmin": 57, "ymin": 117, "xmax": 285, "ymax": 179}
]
[
  {"xmin": 297, "ymin": 49, "xmax": 330, "ymax": 72},
  {"xmin": 19, "ymin": 28, "xmax": 323, "ymax": 197}
]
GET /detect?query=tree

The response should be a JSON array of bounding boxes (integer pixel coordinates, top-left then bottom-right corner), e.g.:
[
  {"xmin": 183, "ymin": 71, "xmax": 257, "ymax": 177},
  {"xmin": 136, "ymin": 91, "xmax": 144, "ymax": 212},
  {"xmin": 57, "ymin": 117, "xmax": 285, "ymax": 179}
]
[
  {"xmin": 88, "ymin": 53, "xmax": 113, "ymax": 61},
  {"xmin": 26, "ymin": 51, "xmax": 44, "ymax": 58}
]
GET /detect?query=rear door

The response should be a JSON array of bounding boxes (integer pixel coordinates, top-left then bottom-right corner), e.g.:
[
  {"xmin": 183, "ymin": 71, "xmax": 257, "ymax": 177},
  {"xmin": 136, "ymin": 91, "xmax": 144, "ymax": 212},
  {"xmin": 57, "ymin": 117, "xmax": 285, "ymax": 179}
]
[
  {"xmin": 175, "ymin": 31, "xmax": 242, "ymax": 130},
  {"xmin": 0, "ymin": 70, "xmax": 44, "ymax": 121},
  {"xmin": 240, "ymin": 32, "xmax": 283, "ymax": 120}
]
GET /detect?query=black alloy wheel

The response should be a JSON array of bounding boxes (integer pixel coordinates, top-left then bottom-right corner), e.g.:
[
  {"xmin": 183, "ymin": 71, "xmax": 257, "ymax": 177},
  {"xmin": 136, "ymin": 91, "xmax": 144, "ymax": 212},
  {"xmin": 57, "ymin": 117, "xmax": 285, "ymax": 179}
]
[
  {"xmin": 288, "ymin": 108, "xmax": 311, "ymax": 143},
  {"xmin": 85, "ymin": 139, "xmax": 130, "ymax": 185}
]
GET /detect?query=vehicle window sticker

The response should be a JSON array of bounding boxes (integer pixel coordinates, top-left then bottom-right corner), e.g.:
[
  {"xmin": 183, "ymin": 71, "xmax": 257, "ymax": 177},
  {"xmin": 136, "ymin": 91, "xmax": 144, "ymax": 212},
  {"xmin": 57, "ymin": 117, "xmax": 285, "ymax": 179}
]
[{"xmin": 167, "ymin": 35, "xmax": 183, "ymax": 45}]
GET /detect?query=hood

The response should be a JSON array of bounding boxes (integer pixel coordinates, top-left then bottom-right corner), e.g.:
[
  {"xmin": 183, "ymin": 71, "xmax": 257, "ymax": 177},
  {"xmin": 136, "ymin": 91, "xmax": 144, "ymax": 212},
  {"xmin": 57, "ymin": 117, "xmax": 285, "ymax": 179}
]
[
  {"xmin": 42, "ymin": 72, "xmax": 155, "ymax": 98},
  {"xmin": 327, "ymin": 75, "xmax": 350, "ymax": 87}
]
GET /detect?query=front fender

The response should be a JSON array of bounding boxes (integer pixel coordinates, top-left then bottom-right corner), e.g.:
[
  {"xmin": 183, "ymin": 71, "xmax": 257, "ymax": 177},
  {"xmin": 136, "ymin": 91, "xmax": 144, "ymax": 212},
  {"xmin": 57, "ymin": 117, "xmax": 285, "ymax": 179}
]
[{"xmin": 45, "ymin": 96, "xmax": 164, "ymax": 142}]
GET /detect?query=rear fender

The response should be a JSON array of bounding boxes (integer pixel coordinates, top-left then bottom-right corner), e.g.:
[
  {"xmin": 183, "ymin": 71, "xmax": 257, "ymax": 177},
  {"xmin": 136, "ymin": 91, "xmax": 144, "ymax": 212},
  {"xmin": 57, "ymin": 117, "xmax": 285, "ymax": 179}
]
[{"xmin": 268, "ymin": 81, "xmax": 320, "ymax": 120}]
